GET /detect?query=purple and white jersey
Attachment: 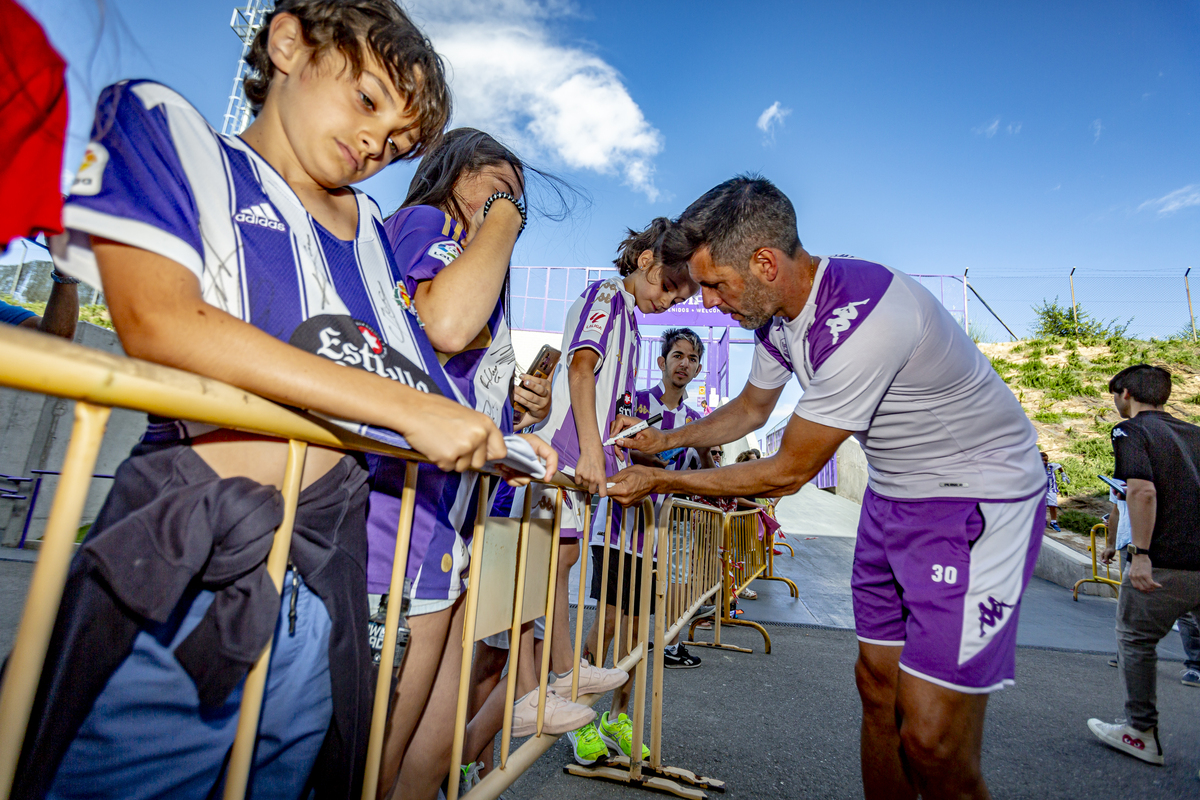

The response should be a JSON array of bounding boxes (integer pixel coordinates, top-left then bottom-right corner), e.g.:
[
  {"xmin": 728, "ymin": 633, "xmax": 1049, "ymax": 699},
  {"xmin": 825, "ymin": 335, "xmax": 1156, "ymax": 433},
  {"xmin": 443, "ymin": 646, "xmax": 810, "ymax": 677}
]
[
  {"xmin": 535, "ymin": 276, "xmax": 640, "ymax": 477},
  {"xmin": 594, "ymin": 384, "xmax": 704, "ymax": 555},
  {"xmin": 51, "ymin": 81, "xmax": 457, "ymax": 446},
  {"xmin": 365, "ymin": 207, "xmax": 518, "ymax": 598},
  {"xmin": 747, "ymin": 256, "xmax": 1042, "ymax": 501}
]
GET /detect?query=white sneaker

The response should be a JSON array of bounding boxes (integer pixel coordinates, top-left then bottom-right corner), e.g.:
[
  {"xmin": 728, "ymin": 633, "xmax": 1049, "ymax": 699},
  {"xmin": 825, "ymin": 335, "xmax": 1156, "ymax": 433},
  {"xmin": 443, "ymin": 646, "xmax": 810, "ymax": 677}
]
[
  {"xmin": 1087, "ymin": 718, "xmax": 1164, "ymax": 765},
  {"xmin": 510, "ymin": 688, "xmax": 596, "ymax": 737},
  {"xmin": 549, "ymin": 660, "xmax": 628, "ymax": 696}
]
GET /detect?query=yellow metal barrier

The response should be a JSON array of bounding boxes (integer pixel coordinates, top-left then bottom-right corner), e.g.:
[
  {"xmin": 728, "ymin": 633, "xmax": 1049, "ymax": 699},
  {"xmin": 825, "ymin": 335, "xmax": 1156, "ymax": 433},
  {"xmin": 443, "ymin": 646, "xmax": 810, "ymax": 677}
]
[
  {"xmin": 1073, "ymin": 522, "xmax": 1122, "ymax": 601},
  {"xmin": 0, "ymin": 325, "xmax": 578, "ymax": 800},
  {"xmin": 565, "ymin": 497, "xmax": 726, "ymax": 799},
  {"xmin": 688, "ymin": 508, "xmax": 772, "ymax": 654}
]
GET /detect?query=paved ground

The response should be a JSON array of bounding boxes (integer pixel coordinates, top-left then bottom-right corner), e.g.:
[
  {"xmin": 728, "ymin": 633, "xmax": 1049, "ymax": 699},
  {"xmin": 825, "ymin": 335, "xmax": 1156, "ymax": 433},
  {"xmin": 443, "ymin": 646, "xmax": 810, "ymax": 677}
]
[{"xmin": 499, "ymin": 624, "xmax": 1200, "ymax": 800}]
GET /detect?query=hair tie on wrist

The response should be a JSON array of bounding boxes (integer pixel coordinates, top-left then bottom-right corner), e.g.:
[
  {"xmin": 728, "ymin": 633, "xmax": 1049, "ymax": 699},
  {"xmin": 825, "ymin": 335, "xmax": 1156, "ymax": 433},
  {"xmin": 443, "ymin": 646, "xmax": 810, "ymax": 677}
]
[
  {"xmin": 482, "ymin": 191, "xmax": 527, "ymax": 236},
  {"xmin": 50, "ymin": 268, "xmax": 81, "ymax": 285}
]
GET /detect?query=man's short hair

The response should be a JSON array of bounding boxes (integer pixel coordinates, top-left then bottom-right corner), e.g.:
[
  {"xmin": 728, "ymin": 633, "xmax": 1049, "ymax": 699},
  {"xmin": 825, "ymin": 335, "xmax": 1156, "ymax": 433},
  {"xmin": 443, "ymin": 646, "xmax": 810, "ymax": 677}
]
[
  {"xmin": 1108, "ymin": 364, "xmax": 1172, "ymax": 406},
  {"xmin": 669, "ymin": 174, "xmax": 802, "ymax": 271},
  {"xmin": 661, "ymin": 327, "xmax": 704, "ymax": 361}
]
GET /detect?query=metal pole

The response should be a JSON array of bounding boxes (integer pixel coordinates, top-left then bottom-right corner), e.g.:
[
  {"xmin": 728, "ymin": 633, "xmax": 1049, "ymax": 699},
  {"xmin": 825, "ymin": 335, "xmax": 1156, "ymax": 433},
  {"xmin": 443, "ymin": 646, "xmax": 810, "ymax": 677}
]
[
  {"xmin": 963, "ymin": 268, "xmax": 970, "ymax": 335},
  {"xmin": 10, "ymin": 241, "xmax": 27, "ymax": 295},
  {"xmin": 1069, "ymin": 267, "xmax": 1078, "ymax": 338},
  {"xmin": 1186, "ymin": 268, "xmax": 1196, "ymax": 343}
]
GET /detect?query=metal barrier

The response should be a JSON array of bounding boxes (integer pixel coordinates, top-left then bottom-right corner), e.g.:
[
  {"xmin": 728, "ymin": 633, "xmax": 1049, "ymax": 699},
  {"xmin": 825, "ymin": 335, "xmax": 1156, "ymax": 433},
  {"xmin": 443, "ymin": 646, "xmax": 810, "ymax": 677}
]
[
  {"xmin": 687, "ymin": 507, "xmax": 780, "ymax": 655},
  {"xmin": 566, "ymin": 497, "xmax": 726, "ymax": 799},
  {"xmin": 0, "ymin": 325, "xmax": 577, "ymax": 800},
  {"xmin": 1073, "ymin": 522, "xmax": 1122, "ymax": 601}
]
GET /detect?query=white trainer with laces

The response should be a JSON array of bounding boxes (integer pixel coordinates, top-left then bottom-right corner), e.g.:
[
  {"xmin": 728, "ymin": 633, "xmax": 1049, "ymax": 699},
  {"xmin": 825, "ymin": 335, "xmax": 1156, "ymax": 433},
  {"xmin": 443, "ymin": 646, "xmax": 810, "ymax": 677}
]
[
  {"xmin": 510, "ymin": 688, "xmax": 596, "ymax": 737},
  {"xmin": 549, "ymin": 660, "xmax": 628, "ymax": 696},
  {"xmin": 1087, "ymin": 718, "xmax": 1164, "ymax": 765}
]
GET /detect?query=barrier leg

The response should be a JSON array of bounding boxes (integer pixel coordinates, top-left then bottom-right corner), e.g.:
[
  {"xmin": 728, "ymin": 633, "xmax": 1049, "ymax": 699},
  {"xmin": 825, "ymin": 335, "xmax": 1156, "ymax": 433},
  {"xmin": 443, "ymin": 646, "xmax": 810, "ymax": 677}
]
[
  {"xmin": 571, "ymin": 493, "xmax": 591, "ymax": 702},
  {"xmin": 448, "ymin": 480, "xmax": 489, "ymax": 800},
  {"xmin": 499, "ymin": 488, "xmax": 535, "ymax": 768},
  {"xmin": 0, "ymin": 402, "xmax": 110, "ymax": 798},
  {"xmin": 224, "ymin": 439, "xmax": 308, "ymax": 800},
  {"xmin": 361, "ymin": 461, "xmax": 419, "ymax": 800}
]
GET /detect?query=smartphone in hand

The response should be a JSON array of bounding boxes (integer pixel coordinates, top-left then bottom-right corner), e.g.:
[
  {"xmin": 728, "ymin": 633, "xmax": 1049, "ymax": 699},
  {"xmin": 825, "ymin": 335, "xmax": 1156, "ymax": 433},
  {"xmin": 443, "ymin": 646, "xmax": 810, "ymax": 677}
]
[{"xmin": 512, "ymin": 344, "xmax": 561, "ymax": 416}]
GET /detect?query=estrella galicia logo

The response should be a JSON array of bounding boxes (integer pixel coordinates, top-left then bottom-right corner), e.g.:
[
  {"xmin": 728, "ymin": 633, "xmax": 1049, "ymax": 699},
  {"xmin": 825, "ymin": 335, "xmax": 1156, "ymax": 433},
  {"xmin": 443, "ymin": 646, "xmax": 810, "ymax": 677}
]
[
  {"xmin": 289, "ymin": 315, "xmax": 443, "ymax": 395},
  {"xmin": 977, "ymin": 596, "xmax": 1015, "ymax": 637}
]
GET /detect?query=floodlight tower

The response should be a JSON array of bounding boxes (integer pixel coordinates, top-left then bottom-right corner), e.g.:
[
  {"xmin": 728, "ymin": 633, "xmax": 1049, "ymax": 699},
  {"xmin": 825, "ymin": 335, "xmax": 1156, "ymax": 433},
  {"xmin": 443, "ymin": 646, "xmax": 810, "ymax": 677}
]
[{"xmin": 221, "ymin": 1, "xmax": 274, "ymax": 135}]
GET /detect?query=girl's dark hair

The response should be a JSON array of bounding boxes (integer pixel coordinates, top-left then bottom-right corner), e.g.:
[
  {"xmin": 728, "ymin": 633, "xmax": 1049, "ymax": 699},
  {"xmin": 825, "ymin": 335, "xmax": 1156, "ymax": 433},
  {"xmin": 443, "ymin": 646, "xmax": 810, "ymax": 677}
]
[
  {"xmin": 242, "ymin": 0, "xmax": 450, "ymax": 161},
  {"xmin": 614, "ymin": 218, "xmax": 692, "ymax": 282},
  {"xmin": 398, "ymin": 127, "xmax": 578, "ymax": 225},
  {"xmin": 735, "ymin": 448, "xmax": 762, "ymax": 463}
]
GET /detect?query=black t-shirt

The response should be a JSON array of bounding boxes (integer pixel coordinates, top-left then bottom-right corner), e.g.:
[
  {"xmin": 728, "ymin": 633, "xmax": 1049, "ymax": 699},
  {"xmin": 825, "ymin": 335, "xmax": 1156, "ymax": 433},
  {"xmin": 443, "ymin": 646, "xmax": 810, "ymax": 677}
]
[{"xmin": 1111, "ymin": 410, "xmax": 1200, "ymax": 570}]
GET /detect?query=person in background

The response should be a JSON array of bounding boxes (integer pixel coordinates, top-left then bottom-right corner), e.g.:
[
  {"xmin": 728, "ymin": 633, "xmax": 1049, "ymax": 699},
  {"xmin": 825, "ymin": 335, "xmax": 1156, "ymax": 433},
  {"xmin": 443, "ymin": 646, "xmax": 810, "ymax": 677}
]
[
  {"xmin": 1088, "ymin": 364, "xmax": 1200, "ymax": 765},
  {"xmin": 1, "ymin": 267, "xmax": 78, "ymax": 339},
  {"xmin": 1041, "ymin": 450, "xmax": 1070, "ymax": 532}
]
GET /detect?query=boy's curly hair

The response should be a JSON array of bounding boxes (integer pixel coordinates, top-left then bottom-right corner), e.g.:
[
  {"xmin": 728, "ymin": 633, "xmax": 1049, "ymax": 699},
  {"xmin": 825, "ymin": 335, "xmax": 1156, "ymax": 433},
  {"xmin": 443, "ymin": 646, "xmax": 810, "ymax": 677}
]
[{"xmin": 242, "ymin": 0, "xmax": 450, "ymax": 161}]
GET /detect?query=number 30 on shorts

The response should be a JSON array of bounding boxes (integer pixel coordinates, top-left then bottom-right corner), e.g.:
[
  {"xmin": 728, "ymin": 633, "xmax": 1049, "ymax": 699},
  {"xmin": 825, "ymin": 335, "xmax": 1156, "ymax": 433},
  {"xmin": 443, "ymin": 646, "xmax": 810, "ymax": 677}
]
[{"xmin": 931, "ymin": 564, "xmax": 958, "ymax": 584}]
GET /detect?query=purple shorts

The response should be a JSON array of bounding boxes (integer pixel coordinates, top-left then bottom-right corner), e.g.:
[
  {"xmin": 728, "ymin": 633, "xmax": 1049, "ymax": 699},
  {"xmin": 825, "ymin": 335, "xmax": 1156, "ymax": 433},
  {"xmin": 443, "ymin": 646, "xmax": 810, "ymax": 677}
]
[{"xmin": 852, "ymin": 487, "xmax": 1045, "ymax": 693}]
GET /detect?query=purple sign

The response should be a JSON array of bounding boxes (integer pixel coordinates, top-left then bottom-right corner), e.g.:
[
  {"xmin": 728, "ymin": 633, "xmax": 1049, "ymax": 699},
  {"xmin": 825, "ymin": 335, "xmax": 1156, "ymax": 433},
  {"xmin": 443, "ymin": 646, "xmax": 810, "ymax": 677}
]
[{"xmin": 634, "ymin": 295, "xmax": 738, "ymax": 328}]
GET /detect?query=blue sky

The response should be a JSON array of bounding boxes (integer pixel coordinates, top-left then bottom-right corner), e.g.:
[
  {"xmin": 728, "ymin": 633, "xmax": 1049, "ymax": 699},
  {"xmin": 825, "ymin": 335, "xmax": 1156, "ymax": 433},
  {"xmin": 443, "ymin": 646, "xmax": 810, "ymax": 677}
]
[{"xmin": 13, "ymin": 0, "xmax": 1200, "ymax": 433}]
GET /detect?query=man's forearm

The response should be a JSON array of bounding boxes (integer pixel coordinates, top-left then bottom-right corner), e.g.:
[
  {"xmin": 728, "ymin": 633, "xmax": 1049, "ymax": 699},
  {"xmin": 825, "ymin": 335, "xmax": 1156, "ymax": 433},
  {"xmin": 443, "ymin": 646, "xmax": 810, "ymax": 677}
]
[
  {"xmin": 662, "ymin": 391, "xmax": 769, "ymax": 450},
  {"xmin": 658, "ymin": 454, "xmax": 818, "ymax": 499},
  {"xmin": 1126, "ymin": 483, "xmax": 1156, "ymax": 549},
  {"xmin": 39, "ymin": 282, "xmax": 78, "ymax": 340}
]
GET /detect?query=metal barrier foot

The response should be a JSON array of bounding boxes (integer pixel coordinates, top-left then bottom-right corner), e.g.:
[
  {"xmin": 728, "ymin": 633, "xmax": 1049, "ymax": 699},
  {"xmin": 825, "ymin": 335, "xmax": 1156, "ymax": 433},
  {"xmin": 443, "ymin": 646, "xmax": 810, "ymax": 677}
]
[
  {"xmin": 758, "ymin": 575, "xmax": 799, "ymax": 598},
  {"xmin": 564, "ymin": 760, "xmax": 722, "ymax": 799}
]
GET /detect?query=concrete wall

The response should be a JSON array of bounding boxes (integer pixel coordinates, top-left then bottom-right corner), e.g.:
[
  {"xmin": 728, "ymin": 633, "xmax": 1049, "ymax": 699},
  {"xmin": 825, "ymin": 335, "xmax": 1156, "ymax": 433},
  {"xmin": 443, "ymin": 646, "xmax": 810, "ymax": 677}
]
[
  {"xmin": 1033, "ymin": 536, "xmax": 1118, "ymax": 598},
  {"xmin": 0, "ymin": 323, "xmax": 145, "ymax": 546},
  {"xmin": 834, "ymin": 437, "xmax": 868, "ymax": 506}
]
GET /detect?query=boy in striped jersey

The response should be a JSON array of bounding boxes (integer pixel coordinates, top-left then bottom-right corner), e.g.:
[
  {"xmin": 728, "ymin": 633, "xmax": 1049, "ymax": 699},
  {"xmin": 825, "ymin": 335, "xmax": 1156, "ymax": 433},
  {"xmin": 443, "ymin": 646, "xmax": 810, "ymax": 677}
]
[{"xmin": 21, "ymin": 4, "xmax": 507, "ymax": 799}]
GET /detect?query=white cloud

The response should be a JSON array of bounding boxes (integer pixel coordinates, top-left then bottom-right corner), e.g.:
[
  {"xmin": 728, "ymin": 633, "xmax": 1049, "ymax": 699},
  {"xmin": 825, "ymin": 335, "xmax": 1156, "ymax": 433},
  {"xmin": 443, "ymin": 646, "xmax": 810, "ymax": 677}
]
[
  {"xmin": 406, "ymin": 0, "xmax": 662, "ymax": 200},
  {"xmin": 1006, "ymin": 122, "xmax": 1022, "ymax": 135},
  {"xmin": 1138, "ymin": 184, "xmax": 1200, "ymax": 216},
  {"xmin": 756, "ymin": 101, "xmax": 792, "ymax": 142},
  {"xmin": 1091, "ymin": 119, "xmax": 1104, "ymax": 142},
  {"xmin": 972, "ymin": 118, "xmax": 1000, "ymax": 138}
]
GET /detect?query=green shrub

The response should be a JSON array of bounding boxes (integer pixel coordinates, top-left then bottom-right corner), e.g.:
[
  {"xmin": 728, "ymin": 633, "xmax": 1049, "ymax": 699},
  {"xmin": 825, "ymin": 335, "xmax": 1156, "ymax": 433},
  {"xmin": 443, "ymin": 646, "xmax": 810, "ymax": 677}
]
[
  {"xmin": 1030, "ymin": 298, "xmax": 1130, "ymax": 341},
  {"xmin": 1033, "ymin": 411, "xmax": 1062, "ymax": 424},
  {"xmin": 1058, "ymin": 509, "xmax": 1104, "ymax": 535}
]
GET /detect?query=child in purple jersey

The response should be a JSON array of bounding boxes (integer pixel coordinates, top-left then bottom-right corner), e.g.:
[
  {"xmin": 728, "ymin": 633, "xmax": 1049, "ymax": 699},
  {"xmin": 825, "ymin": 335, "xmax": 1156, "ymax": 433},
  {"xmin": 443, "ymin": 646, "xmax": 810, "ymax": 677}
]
[
  {"xmin": 533, "ymin": 219, "xmax": 698, "ymax": 764},
  {"xmin": 371, "ymin": 129, "xmax": 580, "ymax": 800},
  {"xmin": 19, "ymin": 4, "xmax": 515, "ymax": 800}
]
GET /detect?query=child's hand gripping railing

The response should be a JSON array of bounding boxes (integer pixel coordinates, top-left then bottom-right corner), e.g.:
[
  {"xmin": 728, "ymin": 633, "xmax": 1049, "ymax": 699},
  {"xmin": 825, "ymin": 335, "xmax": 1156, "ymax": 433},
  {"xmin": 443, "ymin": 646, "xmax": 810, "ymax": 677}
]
[
  {"xmin": 565, "ymin": 497, "xmax": 726, "ymax": 798},
  {"xmin": 1072, "ymin": 522, "xmax": 1122, "ymax": 601},
  {"xmin": 0, "ymin": 325, "xmax": 581, "ymax": 800},
  {"xmin": 687, "ymin": 508, "xmax": 771, "ymax": 655}
]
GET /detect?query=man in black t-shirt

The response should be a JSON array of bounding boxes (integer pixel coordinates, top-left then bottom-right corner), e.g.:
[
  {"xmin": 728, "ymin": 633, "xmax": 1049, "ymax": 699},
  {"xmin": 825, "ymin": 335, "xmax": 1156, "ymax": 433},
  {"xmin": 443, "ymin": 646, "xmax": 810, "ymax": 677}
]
[{"xmin": 1087, "ymin": 364, "xmax": 1200, "ymax": 766}]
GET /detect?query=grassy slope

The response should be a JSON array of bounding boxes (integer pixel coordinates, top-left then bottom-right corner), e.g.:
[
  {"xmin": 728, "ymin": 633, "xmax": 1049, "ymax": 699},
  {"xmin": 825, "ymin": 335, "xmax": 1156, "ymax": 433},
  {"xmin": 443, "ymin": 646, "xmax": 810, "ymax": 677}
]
[{"xmin": 979, "ymin": 336, "xmax": 1200, "ymax": 544}]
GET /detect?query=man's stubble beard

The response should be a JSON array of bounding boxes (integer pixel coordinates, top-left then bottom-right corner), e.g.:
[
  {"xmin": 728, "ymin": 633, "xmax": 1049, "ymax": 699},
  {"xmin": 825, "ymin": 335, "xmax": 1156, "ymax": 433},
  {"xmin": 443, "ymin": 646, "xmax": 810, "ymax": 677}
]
[{"xmin": 734, "ymin": 276, "xmax": 777, "ymax": 330}]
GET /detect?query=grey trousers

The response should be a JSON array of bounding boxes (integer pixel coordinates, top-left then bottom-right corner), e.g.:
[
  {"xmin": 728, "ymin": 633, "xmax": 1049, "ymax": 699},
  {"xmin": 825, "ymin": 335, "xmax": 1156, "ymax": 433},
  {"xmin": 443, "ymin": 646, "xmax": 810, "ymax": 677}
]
[
  {"xmin": 1116, "ymin": 567, "xmax": 1200, "ymax": 730},
  {"xmin": 1178, "ymin": 611, "xmax": 1200, "ymax": 672}
]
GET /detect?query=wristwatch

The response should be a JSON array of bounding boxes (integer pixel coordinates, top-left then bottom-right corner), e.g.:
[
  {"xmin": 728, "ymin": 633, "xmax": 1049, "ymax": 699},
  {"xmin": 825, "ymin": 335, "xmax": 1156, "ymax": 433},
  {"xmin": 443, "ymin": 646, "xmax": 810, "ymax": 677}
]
[{"xmin": 1127, "ymin": 544, "xmax": 1145, "ymax": 556}]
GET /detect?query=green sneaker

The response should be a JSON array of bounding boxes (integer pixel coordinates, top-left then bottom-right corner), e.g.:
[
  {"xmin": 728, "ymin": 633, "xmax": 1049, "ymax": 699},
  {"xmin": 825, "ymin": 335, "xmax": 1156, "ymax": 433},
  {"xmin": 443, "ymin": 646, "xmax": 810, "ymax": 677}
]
[
  {"xmin": 597, "ymin": 711, "xmax": 649, "ymax": 760},
  {"xmin": 566, "ymin": 721, "xmax": 609, "ymax": 766}
]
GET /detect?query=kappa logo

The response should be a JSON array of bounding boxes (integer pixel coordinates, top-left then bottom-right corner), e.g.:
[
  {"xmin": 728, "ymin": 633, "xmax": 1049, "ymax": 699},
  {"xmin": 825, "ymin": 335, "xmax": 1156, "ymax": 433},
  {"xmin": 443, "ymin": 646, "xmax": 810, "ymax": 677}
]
[
  {"xmin": 825, "ymin": 299, "xmax": 870, "ymax": 344},
  {"xmin": 71, "ymin": 142, "xmax": 108, "ymax": 197},
  {"xmin": 1112, "ymin": 428, "xmax": 1128, "ymax": 438},
  {"xmin": 977, "ymin": 596, "xmax": 1015, "ymax": 637},
  {"xmin": 426, "ymin": 240, "xmax": 463, "ymax": 266},
  {"xmin": 234, "ymin": 203, "xmax": 286, "ymax": 231}
]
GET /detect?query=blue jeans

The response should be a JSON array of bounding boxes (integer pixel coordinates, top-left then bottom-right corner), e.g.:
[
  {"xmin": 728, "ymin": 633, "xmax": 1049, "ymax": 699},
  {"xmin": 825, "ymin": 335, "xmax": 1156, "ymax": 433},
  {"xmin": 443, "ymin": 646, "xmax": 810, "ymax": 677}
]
[{"xmin": 48, "ymin": 572, "xmax": 332, "ymax": 800}]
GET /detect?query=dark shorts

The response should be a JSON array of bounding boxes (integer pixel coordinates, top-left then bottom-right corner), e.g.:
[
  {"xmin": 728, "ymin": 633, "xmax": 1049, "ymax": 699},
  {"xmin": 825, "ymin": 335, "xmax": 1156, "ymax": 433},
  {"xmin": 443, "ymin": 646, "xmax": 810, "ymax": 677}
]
[
  {"xmin": 852, "ymin": 487, "xmax": 1045, "ymax": 693},
  {"xmin": 589, "ymin": 544, "xmax": 655, "ymax": 617}
]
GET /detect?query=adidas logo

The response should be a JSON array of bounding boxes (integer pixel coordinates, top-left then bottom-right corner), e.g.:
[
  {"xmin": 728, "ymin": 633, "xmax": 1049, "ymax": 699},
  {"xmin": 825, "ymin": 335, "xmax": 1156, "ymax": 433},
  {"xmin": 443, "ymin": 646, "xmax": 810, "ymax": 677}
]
[{"xmin": 234, "ymin": 203, "xmax": 285, "ymax": 231}]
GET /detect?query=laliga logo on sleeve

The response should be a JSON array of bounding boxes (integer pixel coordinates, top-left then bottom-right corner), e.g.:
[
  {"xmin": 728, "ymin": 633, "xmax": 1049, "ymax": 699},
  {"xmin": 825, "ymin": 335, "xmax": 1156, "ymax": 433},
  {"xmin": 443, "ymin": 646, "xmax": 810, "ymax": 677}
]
[
  {"xmin": 71, "ymin": 142, "xmax": 109, "ymax": 197},
  {"xmin": 825, "ymin": 299, "xmax": 870, "ymax": 344},
  {"xmin": 426, "ymin": 240, "xmax": 463, "ymax": 266},
  {"xmin": 583, "ymin": 310, "xmax": 608, "ymax": 335}
]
